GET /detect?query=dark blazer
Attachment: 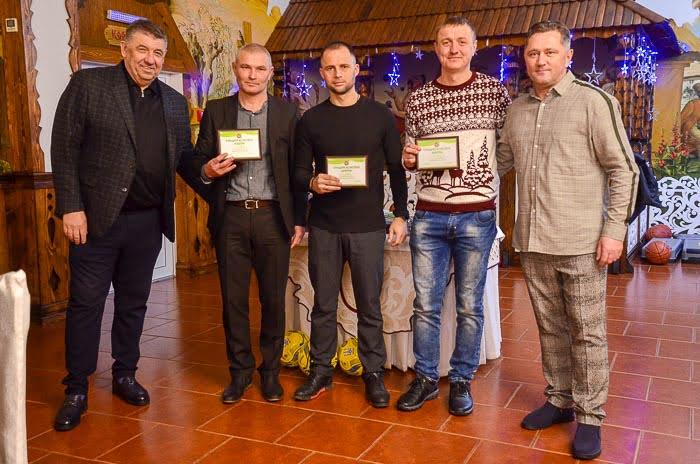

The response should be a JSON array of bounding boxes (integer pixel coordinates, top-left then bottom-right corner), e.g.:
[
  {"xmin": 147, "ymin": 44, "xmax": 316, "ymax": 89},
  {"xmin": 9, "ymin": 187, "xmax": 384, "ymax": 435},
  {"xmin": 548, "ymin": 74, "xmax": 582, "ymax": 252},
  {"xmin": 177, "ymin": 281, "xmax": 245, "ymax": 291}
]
[
  {"xmin": 51, "ymin": 62, "xmax": 204, "ymax": 241},
  {"xmin": 193, "ymin": 94, "xmax": 306, "ymax": 240}
]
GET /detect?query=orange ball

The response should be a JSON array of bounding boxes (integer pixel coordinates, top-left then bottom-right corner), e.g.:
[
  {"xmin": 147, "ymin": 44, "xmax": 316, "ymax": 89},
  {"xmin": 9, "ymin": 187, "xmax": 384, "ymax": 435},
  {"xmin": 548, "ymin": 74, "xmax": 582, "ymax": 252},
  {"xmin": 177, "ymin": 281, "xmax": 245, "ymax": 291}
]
[
  {"xmin": 645, "ymin": 241, "xmax": 671, "ymax": 265},
  {"xmin": 645, "ymin": 224, "xmax": 672, "ymax": 242}
]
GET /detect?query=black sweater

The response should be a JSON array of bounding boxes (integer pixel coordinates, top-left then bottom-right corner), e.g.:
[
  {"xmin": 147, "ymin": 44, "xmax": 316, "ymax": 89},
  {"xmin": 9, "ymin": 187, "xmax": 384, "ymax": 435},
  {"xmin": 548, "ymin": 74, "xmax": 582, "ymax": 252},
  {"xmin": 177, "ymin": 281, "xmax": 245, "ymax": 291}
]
[{"xmin": 295, "ymin": 97, "xmax": 409, "ymax": 233}]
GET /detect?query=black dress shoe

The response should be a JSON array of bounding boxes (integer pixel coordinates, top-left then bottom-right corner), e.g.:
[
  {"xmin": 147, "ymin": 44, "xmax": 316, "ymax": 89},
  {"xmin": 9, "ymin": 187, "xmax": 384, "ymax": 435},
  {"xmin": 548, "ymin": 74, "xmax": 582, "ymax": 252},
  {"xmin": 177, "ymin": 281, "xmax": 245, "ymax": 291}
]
[
  {"xmin": 112, "ymin": 376, "xmax": 150, "ymax": 406},
  {"xmin": 572, "ymin": 423, "xmax": 602, "ymax": 460},
  {"xmin": 294, "ymin": 371, "xmax": 332, "ymax": 401},
  {"xmin": 448, "ymin": 380, "xmax": 473, "ymax": 416},
  {"xmin": 222, "ymin": 374, "xmax": 252, "ymax": 404},
  {"xmin": 54, "ymin": 394, "xmax": 88, "ymax": 431},
  {"xmin": 260, "ymin": 372, "xmax": 284, "ymax": 402},
  {"xmin": 521, "ymin": 401, "xmax": 575, "ymax": 430},
  {"xmin": 362, "ymin": 371, "xmax": 390, "ymax": 408},
  {"xmin": 396, "ymin": 374, "xmax": 438, "ymax": 411}
]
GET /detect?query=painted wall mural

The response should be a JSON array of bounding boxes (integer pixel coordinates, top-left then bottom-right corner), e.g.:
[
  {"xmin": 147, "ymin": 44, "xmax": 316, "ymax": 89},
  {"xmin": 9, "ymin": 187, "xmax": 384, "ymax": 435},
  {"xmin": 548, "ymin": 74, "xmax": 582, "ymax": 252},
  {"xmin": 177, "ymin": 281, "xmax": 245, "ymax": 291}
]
[
  {"xmin": 171, "ymin": 0, "xmax": 290, "ymax": 106},
  {"xmin": 639, "ymin": 0, "xmax": 700, "ymax": 234}
]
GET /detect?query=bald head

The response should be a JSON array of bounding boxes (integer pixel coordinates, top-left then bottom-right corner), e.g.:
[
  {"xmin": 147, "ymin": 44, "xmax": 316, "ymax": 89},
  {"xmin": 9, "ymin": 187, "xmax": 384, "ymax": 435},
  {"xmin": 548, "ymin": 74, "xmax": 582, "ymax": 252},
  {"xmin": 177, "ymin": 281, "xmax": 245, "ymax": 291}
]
[{"xmin": 235, "ymin": 43, "xmax": 272, "ymax": 68}]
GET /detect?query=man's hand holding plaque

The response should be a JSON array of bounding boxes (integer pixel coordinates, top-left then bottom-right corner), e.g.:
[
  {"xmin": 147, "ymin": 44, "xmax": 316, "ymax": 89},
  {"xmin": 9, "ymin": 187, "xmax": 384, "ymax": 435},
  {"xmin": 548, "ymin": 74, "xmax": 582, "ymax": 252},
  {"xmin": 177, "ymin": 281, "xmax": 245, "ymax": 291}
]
[
  {"xmin": 415, "ymin": 136, "xmax": 460, "ymax": 170},
  {"xmin": 218, "ymin": 129, "xmax": 262, "ymax": 160},
  {"xmin": 325, "ymin": 155, "xmax": 368, "ymax": 188}
]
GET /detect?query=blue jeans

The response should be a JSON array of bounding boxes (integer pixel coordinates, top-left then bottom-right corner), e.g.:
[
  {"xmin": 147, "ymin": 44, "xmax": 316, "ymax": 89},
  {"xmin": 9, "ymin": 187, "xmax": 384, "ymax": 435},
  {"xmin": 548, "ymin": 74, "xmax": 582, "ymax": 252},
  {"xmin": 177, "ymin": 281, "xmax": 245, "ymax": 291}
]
[{"xmin": 410, "ymin": 209, "xmax": 497, "ymax": 382}]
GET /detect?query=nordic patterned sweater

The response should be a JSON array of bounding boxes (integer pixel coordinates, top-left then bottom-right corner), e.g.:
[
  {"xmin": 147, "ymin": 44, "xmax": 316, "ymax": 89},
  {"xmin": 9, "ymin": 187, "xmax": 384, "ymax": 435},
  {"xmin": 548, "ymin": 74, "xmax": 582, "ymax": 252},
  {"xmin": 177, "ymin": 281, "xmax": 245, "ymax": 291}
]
[{"xmin": 404, "ymin": 72, "xmax": 511, "ymax": 211}]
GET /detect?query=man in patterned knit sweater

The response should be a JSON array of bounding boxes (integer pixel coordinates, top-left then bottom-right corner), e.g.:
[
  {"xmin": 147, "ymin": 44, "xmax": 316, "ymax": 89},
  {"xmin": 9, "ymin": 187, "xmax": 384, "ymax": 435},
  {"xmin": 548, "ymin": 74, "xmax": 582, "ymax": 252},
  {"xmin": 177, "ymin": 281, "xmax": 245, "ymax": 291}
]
[{"xmin": 398, "ymin": 16, "xmax": 511, "ymax": 416}]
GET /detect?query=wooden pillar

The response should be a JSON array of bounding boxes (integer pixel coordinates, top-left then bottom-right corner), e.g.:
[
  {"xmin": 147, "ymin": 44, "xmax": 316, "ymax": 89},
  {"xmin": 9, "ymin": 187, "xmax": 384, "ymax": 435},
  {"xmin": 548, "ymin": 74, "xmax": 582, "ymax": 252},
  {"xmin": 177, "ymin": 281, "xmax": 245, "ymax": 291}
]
[{"xmin": 0, "ymin": 0, "xmax": 70, "ymax": 320}]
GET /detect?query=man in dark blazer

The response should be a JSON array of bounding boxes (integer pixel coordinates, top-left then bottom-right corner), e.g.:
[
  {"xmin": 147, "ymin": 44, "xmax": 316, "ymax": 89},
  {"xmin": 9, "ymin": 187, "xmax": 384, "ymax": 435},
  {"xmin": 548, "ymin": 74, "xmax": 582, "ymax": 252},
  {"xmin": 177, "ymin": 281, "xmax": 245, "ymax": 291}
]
[
  {"xmin": 193, "ymin": 43, "xmax": 305, "ymax": 403},
  {"xmin": 50, "ymin": 20, "xmax": 203, "ymax": 431}
]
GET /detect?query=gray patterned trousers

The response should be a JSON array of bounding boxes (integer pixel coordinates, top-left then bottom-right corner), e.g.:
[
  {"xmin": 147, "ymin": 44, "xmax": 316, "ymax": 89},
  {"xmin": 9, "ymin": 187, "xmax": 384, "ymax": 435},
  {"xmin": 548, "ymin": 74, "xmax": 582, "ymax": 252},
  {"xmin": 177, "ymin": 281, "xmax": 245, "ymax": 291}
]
[{"xmin": 520, "ymin": 252, "xmax": 608, "ymax": 425}]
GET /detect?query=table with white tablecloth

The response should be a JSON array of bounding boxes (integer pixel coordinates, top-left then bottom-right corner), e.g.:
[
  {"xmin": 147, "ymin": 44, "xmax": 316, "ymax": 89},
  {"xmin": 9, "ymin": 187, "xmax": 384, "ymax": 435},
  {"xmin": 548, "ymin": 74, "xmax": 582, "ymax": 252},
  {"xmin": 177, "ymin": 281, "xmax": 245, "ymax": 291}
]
[{"xmin": 284, "ymin": 229, "xmax": 504, "ymax": 377}]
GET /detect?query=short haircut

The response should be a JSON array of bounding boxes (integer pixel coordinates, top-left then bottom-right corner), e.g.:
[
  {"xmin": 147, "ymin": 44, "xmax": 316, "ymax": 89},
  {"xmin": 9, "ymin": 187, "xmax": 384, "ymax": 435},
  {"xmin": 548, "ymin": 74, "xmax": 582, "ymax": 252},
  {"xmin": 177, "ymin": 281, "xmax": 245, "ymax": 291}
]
[
  {"xmin": 236, "ymin": 43, "xmax": 272, "ymax": 67},
  {"xmin": 321, "ymin": 41, "xmax": 357, "ymax": 65},
  {"xmin": 125, "ymin": 19, "xmax": 168, "ymax": 48},
  {"xmin": 435, "ymin": 16, "xmax": 477, "ymax": 42},
  {"xmin": 526, "ymin": 20, "xmax": 571, "ymax": 49}
]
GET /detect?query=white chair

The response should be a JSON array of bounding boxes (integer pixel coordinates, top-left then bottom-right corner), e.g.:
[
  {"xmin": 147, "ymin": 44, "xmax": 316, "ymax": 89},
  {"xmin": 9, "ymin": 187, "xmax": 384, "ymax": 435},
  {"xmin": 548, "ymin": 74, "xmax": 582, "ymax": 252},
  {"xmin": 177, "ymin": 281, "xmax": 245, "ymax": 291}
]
[{"xmin": 0, "ymin": 270, "xmax": 30, "ymax": 464}]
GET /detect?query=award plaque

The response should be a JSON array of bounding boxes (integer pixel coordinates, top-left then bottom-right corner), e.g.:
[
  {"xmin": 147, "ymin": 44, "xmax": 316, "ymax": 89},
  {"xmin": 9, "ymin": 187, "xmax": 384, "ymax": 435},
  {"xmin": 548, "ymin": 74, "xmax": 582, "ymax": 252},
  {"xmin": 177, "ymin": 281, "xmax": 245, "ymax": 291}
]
[
  {"xmin": 415, "ymin": 136, "xmax": 460, "ymax": 170},
  {"xmin": 218, "ymin": 129, "xmax": 262, "ymax": 160},
  {"xmin": 326, "ymin": 155, "xmax": 368, "ymax": 188}
]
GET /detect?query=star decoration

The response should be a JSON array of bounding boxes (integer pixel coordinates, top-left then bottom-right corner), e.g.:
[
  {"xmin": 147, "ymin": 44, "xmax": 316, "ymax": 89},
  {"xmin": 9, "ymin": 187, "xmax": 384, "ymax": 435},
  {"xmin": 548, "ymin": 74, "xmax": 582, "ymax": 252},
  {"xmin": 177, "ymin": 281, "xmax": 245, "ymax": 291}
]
[
  {"xmin": 295, "ymin": 74, "xmax": 312, "ymax": 98},
  {"xmin": 415, "ymin": 49, "xmax": 424, "ymax": 60},
  {"xmin": 648, "ymin": 108, "xmax": 660, "ymax": 121},
  {"xmin": 620, "ymin": 63, "xmax": 629, "ymax": 77},
  {"xmin": 321, "ymin": 79, "xmax": 326, "ymax": 88},
  {"xmin": 388, "ymin": 70, "xmax": 400, "ymax": 86},
  {"xmin": 584, "ymin": 64, "xmax": 603, "ymax": 86}
]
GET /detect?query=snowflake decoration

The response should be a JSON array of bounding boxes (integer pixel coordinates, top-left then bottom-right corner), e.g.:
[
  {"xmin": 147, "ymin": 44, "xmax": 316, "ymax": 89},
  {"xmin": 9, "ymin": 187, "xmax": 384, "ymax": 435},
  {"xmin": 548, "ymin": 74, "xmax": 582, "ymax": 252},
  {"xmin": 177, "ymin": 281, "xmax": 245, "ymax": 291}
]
[
  {"xmin": 648, "ymin": 108, "xmax": 660, "ymax": 122},
  {"xmin": 415, "ymin": 49, "xmax": 424, "ymax": 60}
]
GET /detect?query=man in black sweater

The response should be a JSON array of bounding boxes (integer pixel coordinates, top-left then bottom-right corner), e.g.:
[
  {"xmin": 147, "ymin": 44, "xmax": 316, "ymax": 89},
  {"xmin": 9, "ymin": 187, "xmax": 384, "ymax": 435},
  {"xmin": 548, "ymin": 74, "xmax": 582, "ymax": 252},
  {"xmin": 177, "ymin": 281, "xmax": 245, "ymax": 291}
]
[{"xmin": 293, "ymin": 42, "xmax": 409, "ymax": 408}]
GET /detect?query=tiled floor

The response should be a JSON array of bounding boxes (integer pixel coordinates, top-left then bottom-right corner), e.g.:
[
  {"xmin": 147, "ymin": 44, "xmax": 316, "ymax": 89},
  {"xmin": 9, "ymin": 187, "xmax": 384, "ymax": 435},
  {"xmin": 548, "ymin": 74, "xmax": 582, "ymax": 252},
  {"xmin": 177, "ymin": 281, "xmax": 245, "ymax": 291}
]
[{"xmin": 25, "ymin": 261, "xmax": 700, "ymax": 463}]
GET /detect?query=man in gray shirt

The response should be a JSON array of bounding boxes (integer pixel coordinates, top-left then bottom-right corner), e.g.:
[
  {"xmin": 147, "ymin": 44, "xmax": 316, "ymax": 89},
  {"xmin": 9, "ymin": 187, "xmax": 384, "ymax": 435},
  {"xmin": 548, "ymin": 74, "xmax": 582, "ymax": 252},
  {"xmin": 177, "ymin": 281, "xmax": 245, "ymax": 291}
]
[{"xmin": 194, "ymin": 43, "xmax": 306, "ymax": 403}]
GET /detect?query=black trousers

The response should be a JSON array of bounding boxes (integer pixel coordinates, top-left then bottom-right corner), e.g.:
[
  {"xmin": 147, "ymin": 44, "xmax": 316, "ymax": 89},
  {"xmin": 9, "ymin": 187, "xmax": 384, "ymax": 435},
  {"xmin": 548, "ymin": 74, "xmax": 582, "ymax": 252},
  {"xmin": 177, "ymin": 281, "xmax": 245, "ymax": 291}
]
[
  {"xmin": 215, "ymin": 203, "xmax": 290, "ymax": 379},
  {"xmin": 308, "ymin": 226, "xmax": 387, "ymax": 375},
  {"xmin": 63, "ymin": 209, "xmax": 162, "ymax": 395}
]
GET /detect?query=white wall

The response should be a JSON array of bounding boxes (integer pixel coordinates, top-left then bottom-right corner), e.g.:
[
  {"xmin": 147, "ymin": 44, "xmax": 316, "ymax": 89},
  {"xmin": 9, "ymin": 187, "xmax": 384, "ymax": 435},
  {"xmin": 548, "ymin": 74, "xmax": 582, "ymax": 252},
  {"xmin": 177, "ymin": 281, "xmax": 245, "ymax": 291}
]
[
  {"xmin": 33, "ymin": 1, "xmax": 72, "ymax": 172},
  {"xmin": 636, "ymin": 0, "xmax": 696, "ymax": 24}
]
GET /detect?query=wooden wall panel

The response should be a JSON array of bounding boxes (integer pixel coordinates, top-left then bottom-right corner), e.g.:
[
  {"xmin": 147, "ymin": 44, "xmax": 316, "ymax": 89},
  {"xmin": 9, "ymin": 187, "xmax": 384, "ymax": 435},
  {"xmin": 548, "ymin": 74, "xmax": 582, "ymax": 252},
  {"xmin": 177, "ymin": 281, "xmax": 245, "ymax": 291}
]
[
  {"xmin": 175, "ymin": 176, "xmax": 216, "ymax": 275},
  {"xmin": 76, "ymin": 0, "xmax": 196, "ymax": 74},
  {"xmin": 0, "ymin": 0, "xmax": 42, "ymax": 172},
  {"xmin": 34, "ymin": 188, "xmax": 71, "ymax": 317},
  {"xmin": 0, "ymin": 174, "xmax": 69, "ymax": 319}
]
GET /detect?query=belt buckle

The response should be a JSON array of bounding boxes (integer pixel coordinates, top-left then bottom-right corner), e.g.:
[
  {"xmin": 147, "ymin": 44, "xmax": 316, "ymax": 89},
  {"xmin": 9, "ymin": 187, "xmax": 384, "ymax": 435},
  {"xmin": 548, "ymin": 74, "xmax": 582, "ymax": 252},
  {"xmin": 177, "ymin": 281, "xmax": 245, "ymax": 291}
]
[{"xmin": 244, "ymin": 199, "xmax": 258, "ymax": 209}]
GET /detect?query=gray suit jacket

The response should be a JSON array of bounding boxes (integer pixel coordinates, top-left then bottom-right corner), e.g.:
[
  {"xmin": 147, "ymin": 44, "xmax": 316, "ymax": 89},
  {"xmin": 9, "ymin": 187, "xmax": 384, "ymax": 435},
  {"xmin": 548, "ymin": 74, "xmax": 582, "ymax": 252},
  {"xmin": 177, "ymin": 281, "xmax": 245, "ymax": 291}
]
[{"xmin": 51, "ymin": 62, "xmax": 203, "ymax": 241}]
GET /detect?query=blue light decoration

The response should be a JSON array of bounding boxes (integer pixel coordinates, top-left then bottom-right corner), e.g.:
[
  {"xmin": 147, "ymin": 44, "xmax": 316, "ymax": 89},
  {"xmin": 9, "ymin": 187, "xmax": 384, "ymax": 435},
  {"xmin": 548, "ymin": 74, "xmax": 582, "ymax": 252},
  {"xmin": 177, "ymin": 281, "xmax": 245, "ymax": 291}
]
[
  {"xmin": 498, "ymin": 45, "xmax": 519, "ymax": 83},
  {"xmin": 415, "ymin": 48, "xmax": 424, "ymax": 60},
  {"xmin": 499, "ymin": 45, "xmax": 506, "ymax": 81},
  {"xmin": 106, "ymin": 10, "xmax": 145, "ymax": 24},
  {"xmin": 295, "ymin": 61, "xmax": 312, "ymax": 98},
  {"xmin": 632, "ymin": 35, "xmax": 659, "ymax": 85},
  {"xmin": 617, "ymin": 33, "xmax": 658, "ymax": 86},
  {"xmin": 387, "ymin": 52, "xmax": 401, "ymax": 86}
]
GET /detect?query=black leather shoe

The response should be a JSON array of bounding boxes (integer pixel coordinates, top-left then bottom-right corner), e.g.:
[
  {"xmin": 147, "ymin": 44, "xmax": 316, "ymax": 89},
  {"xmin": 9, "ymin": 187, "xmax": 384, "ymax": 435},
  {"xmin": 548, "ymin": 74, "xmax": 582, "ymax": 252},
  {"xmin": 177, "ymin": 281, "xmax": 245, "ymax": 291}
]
[
  {"xmin": 448, "ymin": 380, "xmax": 473, "ymax": 416},
  {"xmin": 294, "ymin": 371, "xmax": 333, "ymax": 401},
  {"xmin": 362, "ymin": 371, "xmax": 390, "ymax": 408},
  {"xmin": 112, "ymin": 376, "xmax": 150, "ymax": 406},
  {"xmin": 572, "ymin": 423, "xmax": 602, "ymax": 460},
  {"xmin": 260, "ymin": 372, "xmax": 284, "ymax": 402},
  {"xmin": 521, "ymin": 401, "xmax": 575, "ymax": 430},
  {"xmin": 221, "ymin": 374, "xmax": 252, "ymax": 404},
  {"xmin": 53, "ymin": 394, "xmax": 88, "ymax": 431},
  {"xmin": 396, "ymin": 374, "xmax": 438, "ymax": 411}
]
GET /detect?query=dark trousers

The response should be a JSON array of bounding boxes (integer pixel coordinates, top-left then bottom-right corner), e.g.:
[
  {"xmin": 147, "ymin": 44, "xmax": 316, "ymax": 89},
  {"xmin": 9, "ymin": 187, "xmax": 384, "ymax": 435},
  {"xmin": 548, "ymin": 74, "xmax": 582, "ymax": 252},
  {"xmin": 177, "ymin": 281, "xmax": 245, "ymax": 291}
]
[
  {"xmin": 215, "ymin": 203, "xmax": 290, "ymax": 379},
  {"xmin": 63, "ymin": 209, "xmax": 162, "ymax": 395},
  {"xmin": 308, "ymin": 226, "xmax": 387, "ymax": 375}
]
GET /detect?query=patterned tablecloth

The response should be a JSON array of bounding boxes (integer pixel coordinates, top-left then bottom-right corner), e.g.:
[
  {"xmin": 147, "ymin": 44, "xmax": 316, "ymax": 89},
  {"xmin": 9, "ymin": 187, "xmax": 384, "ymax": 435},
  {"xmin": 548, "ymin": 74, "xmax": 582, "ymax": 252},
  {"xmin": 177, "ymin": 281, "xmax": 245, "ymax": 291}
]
[{"xmin": 285, "ymin": 229, "xmax": 504, "ymax": 377}]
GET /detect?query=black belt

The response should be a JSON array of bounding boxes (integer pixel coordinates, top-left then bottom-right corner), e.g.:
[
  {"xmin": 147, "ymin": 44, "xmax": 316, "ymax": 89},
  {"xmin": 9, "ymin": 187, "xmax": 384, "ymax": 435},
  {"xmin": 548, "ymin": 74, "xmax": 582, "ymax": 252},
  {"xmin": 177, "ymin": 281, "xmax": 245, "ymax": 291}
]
[{"xmin": 228, "ymin": 199, "xmax": 277, "ymax": 209}]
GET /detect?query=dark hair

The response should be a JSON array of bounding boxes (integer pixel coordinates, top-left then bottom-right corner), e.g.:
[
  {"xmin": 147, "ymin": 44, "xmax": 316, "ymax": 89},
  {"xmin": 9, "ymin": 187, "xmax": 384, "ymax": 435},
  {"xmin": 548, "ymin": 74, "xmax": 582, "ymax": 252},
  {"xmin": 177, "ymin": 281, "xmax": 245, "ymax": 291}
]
[
  {"xmin": 321, "ymin": 41, "xmax": 356, "ymax": 64},
  {"xmin": 435, "ymin": 16, "xmax": 477, "ymax": 42},
  {"xmin": 526, "ymin": 20, "xmax": 571, "ymax": 49},
  {"xmin": 125, "ymin": 19, "xmax": 168, "ymax": 48}
]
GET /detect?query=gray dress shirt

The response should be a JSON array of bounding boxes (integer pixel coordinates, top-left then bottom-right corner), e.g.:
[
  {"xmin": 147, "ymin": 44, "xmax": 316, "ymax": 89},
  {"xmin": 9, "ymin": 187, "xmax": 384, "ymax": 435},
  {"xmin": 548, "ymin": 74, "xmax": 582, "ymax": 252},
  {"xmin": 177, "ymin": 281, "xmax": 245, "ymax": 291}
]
[{"xmin": 225, "ymin": 100, "xmax": 278, "ymax": 201}]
